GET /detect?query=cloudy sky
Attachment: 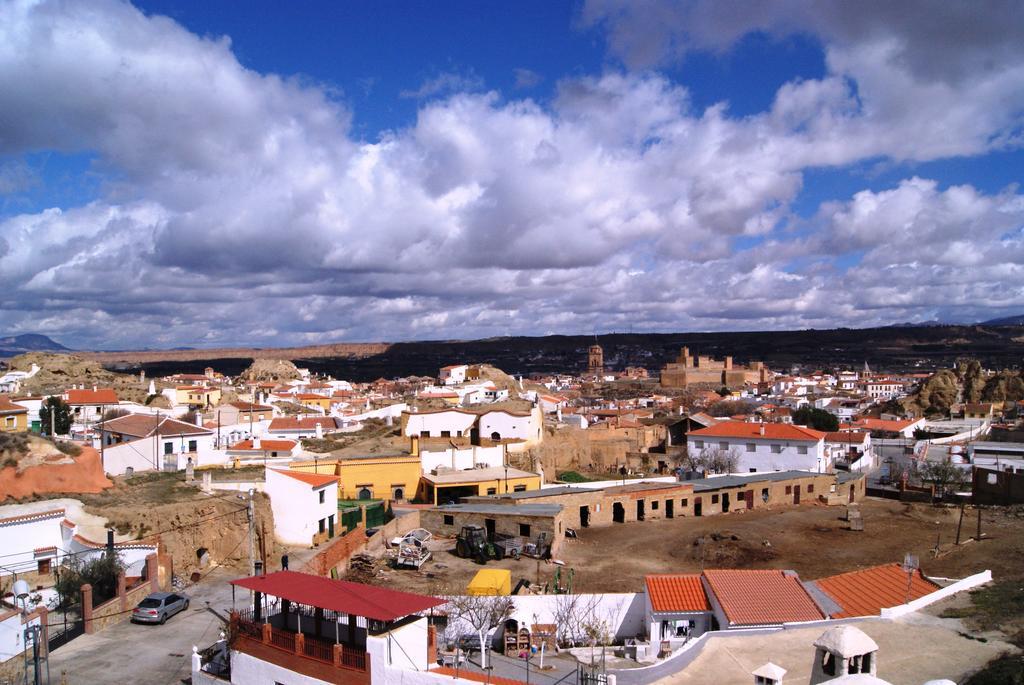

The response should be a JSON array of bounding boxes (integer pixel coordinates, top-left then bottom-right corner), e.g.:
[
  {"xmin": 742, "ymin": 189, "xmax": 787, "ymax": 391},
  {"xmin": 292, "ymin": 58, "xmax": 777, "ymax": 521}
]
[{"xmin": 1, "ymin": 0, "xmax": 1023, "ymax": 349}]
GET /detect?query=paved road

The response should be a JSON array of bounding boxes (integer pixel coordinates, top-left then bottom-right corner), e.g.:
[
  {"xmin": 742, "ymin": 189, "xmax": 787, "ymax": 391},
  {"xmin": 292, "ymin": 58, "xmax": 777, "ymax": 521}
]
[{"xmin": 49, "ymin": 568, "xmax": 237, "ymax": 685}]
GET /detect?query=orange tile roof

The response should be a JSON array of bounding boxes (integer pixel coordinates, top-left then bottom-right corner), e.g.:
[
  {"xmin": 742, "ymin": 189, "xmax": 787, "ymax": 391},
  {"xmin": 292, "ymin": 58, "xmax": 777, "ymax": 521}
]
[
  {"xmin": 689, "ymin": 421, "xmax": 825, "ymax": 441},
  {"xmin": 268, "ymin": 417, "xmax": 337, "ymax": 431},
  {"xmin": 0, "ymin": 395, "xmax": 27, "ymax": 414},
  {"xmin": 273, "ymin": 469, "xmax": 338, "ymax": 488},
  {"xmin": 229, "ymin": 439, "xmax": 297, "ymax": 451},
  {"xmin": 645, "ymin": 574, "xmax": 710, "ymax": 612},
  {"xmin": 853, "ymin": 418, "xmax": 918, "ymax": 432},
  {"xmin": 65, "ymin": 388, "xmax": 118, "ymax": 405},
  {"xmin": 813, "ymin": 563, "xmax": 939, "ymax": 618},
  {"xmin": 703, "ymin": 569, "xmax": 824, "ymax": 626}
]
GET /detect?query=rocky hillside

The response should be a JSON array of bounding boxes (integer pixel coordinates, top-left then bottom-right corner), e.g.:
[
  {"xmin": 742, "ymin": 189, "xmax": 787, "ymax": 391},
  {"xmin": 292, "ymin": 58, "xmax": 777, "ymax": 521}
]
[
  {"xmin": 239, "ymin": 358, "xmax": 302, "ymax": 383},
  {"xmin": 906, "ymin": 359, "xmax": 1024, "ymax": 415},
  {"xmin": 0, "ymin": 333, "xmax": 69, "ymax": 357},
  {"xmin": 8, "ymin": 352, "xmax": 151, "ymax": 402}
]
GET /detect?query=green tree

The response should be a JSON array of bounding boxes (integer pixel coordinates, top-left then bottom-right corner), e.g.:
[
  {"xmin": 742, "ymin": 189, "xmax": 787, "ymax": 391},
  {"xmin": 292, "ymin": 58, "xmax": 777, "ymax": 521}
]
[
  {"xmin": 55, "ymin": 551, "xmax": 125, "ymax": 608},
  {"xmin": 792, "ymin": 406, "xmax": 839, "ymax": 432},
  {"xmin": 39, "ymin": 396, "xmax": 72, "ymax": 436}
]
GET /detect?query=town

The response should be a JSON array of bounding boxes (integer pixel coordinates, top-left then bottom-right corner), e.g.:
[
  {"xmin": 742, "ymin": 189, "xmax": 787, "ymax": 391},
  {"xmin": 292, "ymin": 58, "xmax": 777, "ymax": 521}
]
[{"xmin": 2, "ymin": 340, "xmax": 1022, "ymax": 685}]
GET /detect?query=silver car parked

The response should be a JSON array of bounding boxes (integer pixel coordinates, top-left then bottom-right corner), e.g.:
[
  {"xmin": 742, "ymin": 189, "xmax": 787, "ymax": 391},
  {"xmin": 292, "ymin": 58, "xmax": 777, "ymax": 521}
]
[{"xmin": 132, "ymin": 592, "xmax": 190, "ymax": 624}]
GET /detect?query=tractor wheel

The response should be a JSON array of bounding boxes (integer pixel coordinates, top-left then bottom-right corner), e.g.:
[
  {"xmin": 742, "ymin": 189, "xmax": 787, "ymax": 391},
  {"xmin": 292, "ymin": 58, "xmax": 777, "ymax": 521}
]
[{"xmin": 456, "ymin": 539, "xmax": 469, "ymax": 558}]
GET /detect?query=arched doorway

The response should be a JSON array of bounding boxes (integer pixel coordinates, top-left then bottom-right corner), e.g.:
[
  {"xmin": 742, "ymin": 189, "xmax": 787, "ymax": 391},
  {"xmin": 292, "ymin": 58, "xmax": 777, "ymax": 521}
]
[
  {"xmin": 358, "ymin": 487, "xmax": 372, "ymax": 500},
  {"xmin": 490, "ymin": 431, "xmax": 501, "ymax": 441}
]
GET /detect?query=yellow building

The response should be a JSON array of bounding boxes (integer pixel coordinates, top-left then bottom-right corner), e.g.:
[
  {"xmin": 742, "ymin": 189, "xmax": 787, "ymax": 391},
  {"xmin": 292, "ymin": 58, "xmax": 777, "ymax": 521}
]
[
  {"xmin": 417, "ymin": 466, "xmax": 541, "ymax": 505},
  {"xmin": 295, "ymin": 393, "xmax": 332, "ymax": 413},
  {"xmin": 0, "ymin": 396, "xmax": 28, "ymax": 432},
  {"xmin": 291, "ymin": 454, "xmax": 422, "ymax": 502},
  {"xmin": 175, "ymin": 386, "xmax": 222, "ymax": 408}
]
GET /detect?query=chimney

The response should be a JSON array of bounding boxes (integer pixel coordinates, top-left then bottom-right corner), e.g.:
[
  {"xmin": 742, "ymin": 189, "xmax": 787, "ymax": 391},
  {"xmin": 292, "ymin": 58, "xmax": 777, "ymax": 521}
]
[
  {"xmin": 410, "ymin": 435, "xmax": 420, "ymax": 457},
  {"xmin": 195, "ymin": 412, "xmax": 203, "ymax": 427},
  {"xmin": 106, "ymin": 529, "xmax": 115, "ymax": 555},
  {"xmin": 253, "ymin": 436, "xmax": 261, "ymax": 450},
  {"xmin": 315, "ymin": 422, "xmax": 324, "ymax": 439},
  {"xmin": 759, "ymin": 423, "xmax": 765, "ymax": 436},
  {"xmin": 93, "ymin": 385, "xmax": 97, "ymax": 392}
]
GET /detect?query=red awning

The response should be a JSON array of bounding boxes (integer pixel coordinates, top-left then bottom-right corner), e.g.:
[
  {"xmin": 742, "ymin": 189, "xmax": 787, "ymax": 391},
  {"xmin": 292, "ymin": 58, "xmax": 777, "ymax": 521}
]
[{"xmin": 230, "ymin": 571, "xmax": 445, "ymax": 622}]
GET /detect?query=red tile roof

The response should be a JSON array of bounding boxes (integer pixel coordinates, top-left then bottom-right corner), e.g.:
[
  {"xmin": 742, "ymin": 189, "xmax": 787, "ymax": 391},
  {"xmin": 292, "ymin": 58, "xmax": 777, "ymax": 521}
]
[
  {"xmin": 646, "ymin": 574, "xmax": 710, "ymax": 612},
  {"xmin": 65, "ymin": 388, "xmax": 118, "ymax": 405},
  {"xmin": 0, "ymin": 395, "xmax": 27, "ymax": 414},
  {"xmin": 0, "ymin": 508, "xmax": 65, "ymax": 526},
  {"xmin": 689, "ymin": 421, "xmax": 825, "ymax": 441},
  {"xmin": 230, "ymin": 440, "xmax": 297, "ymax": 452},
  {"xmin": 824, "ymin": 431, "xmax": 870, "ymax": 443},
  {"xmin": 268, "ymin": 417, "xmax": 337, "ymax": 431},
  {"xmin": 814, "ymin": 563, "xmax": 939, "ymax": 618},
  {"xmin": 230, "ymin": 570, "xmax": 444, "ymax": 621},
  {"xmin": 852, "ymin": 418, "xmax": 918, "ymax": 433},
  {"xmin": 98, "ymin": 414, "xmax": 212, "ymax": 438},
  {"xmin": 271, "ymin": 469, "xmax": 338, "ymax": 488},
  {"xmin": 703, "ymin": 569, "xmax": 824, "ymax": 626}
]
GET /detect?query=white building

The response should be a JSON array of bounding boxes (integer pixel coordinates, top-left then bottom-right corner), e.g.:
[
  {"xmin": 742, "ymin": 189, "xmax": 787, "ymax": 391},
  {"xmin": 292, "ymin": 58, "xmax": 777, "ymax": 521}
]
[
  {"xmin": 439, "ymin": 364, "xmax": 469, "ymax": 385},
  {"xmin": 644, "ymin": 574, "xmax": 713, "ymax": 651},
  {"xmin": 418, "ymin": 444, "xmax": 506, "ymax": 472},
  {"xmin": 97, "ymin": 413, "xmax": 217, "ymax": 475},
  {"xmin": 687, "ymin": 421, "xmax": 828, "ymax": 473},
  {"xmin": 824, "ymin": 431, "xmax": 874, "ymax": 471},
  {"xmin": 265, "ymin": 469, "xmax": 339, "ymax": 546}
]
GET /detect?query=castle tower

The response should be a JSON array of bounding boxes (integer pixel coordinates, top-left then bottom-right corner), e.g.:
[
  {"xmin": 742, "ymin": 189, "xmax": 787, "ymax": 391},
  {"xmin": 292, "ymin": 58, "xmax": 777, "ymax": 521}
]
[{"xmin": 588, "ymin": 344, "xmax": 604, "ymax": 374}]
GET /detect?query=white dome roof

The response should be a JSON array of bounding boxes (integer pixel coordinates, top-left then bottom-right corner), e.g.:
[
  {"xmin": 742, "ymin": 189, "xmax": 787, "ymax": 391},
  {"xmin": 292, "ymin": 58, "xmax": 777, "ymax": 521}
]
[{"xmin": 814, "ymin": 625, "xmax": 879, "ymax": 656}]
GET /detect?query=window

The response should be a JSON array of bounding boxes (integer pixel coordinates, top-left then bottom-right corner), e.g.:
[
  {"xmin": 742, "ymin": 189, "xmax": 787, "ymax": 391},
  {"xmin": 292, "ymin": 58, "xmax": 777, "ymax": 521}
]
[
  {"xmin": 188, "ymin": 440, "xmax": 197, "ymax": 452},
  {"xmin": 440, "ymin": 430, "xmax": 451, "ymax": 438},
  {"xmin": 771, "ymin": 444, "xmax": 782, "ymax": 454},
  {"xmin": 807, "ymin": 484, "xmax": 814, "ymax": 493},
  {"xmin": 749, "ymin": 468, "xmax": 757, "ymax": 473},
  {"xmin": 693, "ymin": 440, "xmax": 704, "ymax": 449},
  {"xmin": 420, "ymin": 430, "xmax": 430, "ymax": 437},
  {"xmin": 319, "ymin": 490, "xmax": 325, "ymax": 504},
  {"xmin": 798, "ymin": 445, "xmax": 808, "ymax": 455},
  {"xmin": 164, "ymin": 442, "xmax": 173, "ymax": 455},
  {"xmin": 486, "ymin": 487, "xmax": 497, "ymax": 495},
  {"xmin": 37, "ymin": 558, "xmax": 51, "ymax": 575},
  {"xmin": 987, "ymin": 473, "xmax": 998, "ymax": 484},
  {"xmin": 392, "ymin": 486, "xmax": 405, "ymax": 500},
  {"xmin": 785, "ymin": 485, "xmax": 792, "ymax": 494},
  {"xmin": 718, "ymin": 441, "xmax": 728, "ymax": 451},
  {"xmin": 519, "ymin": 523, "xmax": 531, "ymax": 537},
  {"xmin": 513, "ymin": 484, "xmax": 527, "ymax": 492},
  {"xmin": 761, "ymin": 488, "xmax": 769, "ymax": 503},
  {"xmin": 711, "ymin": 494, "xmax": 719, "ymax": 504},
  {"xmin": 651, "ymin": 500, "xmax": 659, "ymax": 510},
  {"xmin": 680, "ymin": 499, "xmax": 688, "ymax": 508},
  {"xmin": 746, "ymin": 443, "xmax": 756, "ymax": 452},
  {"xmin": 443, "ymin": 515, "xmax": 454, "ymax": 526}
]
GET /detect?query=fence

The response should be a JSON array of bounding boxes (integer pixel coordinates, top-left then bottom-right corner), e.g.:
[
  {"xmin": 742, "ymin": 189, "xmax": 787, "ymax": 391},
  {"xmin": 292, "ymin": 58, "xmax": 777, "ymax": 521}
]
[
  {"xmin": 302, "ymin": 526, "xmax": 369, "ymax": 577},
  {"xmin": 341, "ymin": 507, "xmax": 361, "ymax": 532}
]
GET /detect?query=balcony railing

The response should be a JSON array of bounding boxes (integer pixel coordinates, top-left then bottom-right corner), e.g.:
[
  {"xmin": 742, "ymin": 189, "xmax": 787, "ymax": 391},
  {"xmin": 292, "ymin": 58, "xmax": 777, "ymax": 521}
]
[{"xmin": 231, "ymin": 609, "xmax": 368, "ymax": 674}]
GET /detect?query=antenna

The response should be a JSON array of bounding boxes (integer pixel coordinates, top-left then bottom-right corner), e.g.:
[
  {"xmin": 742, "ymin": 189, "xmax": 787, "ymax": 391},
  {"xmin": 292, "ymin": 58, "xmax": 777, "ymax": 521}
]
[{"xmin": 901, "ymin": 553, "xmax": 919, "ymax": 603}]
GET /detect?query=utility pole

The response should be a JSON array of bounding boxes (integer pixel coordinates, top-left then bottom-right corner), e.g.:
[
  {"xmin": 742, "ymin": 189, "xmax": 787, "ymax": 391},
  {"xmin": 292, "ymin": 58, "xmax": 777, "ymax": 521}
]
[{"xmin": 247, "ymin": 488, "xmax": 256, "ymax": 580}]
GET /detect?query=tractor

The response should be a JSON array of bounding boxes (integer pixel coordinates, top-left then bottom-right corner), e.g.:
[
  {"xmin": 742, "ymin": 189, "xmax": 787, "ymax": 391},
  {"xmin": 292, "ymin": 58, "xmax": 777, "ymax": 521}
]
[{"xmin": 454, "ymin": 525, "xmax": 498, "ymax": 564}]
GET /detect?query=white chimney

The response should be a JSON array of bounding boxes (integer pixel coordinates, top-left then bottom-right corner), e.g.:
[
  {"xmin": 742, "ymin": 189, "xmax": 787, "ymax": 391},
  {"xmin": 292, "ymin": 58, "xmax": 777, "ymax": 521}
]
[
  {"xmin": 759, "ymin": 423, "xmax": 766, "ymax": 436},
  {"xmin": 315, "ymin": 422, "xmax": 324, "ymax": 439},
  {"xmin": 148, "ymin": 380, "xmax": 156, "ymax": 396},
  {"xmin": 195, "ymin": 412, "xmax": 203, "ymax": 427},
  {"xmin": 253, "ymin": 436, "xmax": 261, "ymax": 450}
]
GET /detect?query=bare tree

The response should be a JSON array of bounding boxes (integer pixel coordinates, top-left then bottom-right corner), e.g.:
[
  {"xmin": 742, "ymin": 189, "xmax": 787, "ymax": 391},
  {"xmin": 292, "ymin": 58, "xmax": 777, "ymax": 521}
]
[
  {"xmin": 552, "ymin": 593, "xmax": 603, "ymax": 647},
  {"xmin": 682, "ymin": 446, "xmax": 740, "ymax": 474},
  {"xmin": 443, "ymin": 594, "xmax": 515, "ymax": 669},
  {"xmin": 917, "ymin": 459, "xmax": 968, "ymax": 498}
]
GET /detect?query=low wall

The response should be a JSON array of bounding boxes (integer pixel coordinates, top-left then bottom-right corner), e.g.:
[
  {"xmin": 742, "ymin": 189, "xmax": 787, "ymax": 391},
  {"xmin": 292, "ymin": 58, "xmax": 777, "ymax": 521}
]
[
  {"xmin": 544, "ymin": 476, "xmax": 677, "ymax": 490},
  {"xmin": 83, "ymin": 553, "xmax": 159, "ymax": 634},
  {"xmin": 302, "ymin": 526, "xmax": 369, "ymax": 577},
  {"xmin": 880, "ymin": 570, "xmax": 992, "ymax": 619}
]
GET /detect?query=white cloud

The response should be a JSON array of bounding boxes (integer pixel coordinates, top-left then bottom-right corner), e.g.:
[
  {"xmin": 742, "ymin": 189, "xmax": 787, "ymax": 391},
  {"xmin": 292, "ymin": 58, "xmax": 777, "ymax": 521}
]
[{"xmin": 0, "ymin": 0, "xmax": 1023, "ymax": 348}]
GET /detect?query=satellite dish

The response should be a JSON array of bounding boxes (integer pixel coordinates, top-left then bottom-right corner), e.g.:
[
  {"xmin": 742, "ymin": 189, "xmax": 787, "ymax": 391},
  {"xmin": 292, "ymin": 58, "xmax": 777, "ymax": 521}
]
[{"xmin": 12, "ymin": 579, "xmax": 30, "ymax": 600}]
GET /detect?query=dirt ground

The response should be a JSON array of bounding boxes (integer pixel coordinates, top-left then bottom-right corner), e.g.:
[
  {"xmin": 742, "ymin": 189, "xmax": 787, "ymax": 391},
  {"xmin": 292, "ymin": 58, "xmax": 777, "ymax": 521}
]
[{"xmin": 368, "ymin": 498, "xmax": 1024, "ymax": 597}]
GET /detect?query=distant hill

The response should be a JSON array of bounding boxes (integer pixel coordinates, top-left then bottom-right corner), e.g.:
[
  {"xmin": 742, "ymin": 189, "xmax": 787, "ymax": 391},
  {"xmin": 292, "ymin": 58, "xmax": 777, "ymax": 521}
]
[
  {"xmin": 980, "ymin": 314, "xmax": 1024, "ymax": 326},
  {"xmin": 0, "ymin": 334, "xmax": 70, "ymax": 357}
]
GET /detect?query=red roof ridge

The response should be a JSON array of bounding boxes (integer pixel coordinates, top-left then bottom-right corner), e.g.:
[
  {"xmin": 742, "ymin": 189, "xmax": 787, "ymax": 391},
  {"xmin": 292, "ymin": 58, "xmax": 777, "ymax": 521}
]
[{"xmin": 270, "ymin": 468, "xmax": 338, "ymax": 488}]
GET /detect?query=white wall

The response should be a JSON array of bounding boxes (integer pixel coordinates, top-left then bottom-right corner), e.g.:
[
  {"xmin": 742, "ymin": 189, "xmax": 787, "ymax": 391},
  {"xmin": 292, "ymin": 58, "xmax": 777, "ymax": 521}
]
[
  {"xmin": 479, "ymin": 408, "xmax": 542, "ymax": 444},
  {"xmin": 265, "ymin": 469, "xmax": 338, "ymax": 546},
  {"xmin": 0, "ymin": 511, "xmax": 65, "ymax": 578},
  {"xmin": 228, "ymin": 650, "xmax": 333, "ymax": 685},
  {"xmin": 687, "ymin": 436, "xmax": 826, "ymax": 473},
  {"xmin": 100, "ymin": 433, "xmax": 220, "ymax": 476},
  {"xmin": 419, "ymin": 445, "xmax": 505, "ymax": 472},
  {"xmin": 0, "ymin": 609, "xmax": 43, "ymax": 667},
  {"xmin": 403, "ymin": 411, "xmax": 476, "ymax": 438},
  {"xmin": 442, "ymin": 592, "xmax": 646, "ymax": 646}
]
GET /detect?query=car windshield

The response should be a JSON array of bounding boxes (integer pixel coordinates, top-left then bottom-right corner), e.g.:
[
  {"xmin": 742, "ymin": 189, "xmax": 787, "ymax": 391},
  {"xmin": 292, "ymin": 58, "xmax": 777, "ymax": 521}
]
[{"xmin": 138, "ymin": 598, "xmax": 162, "ymax": 608}]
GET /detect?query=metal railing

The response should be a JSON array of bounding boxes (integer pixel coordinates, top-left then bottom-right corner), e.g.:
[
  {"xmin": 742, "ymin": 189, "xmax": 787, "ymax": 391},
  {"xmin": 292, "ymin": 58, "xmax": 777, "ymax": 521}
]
[{"xmin": 302, "ymin": 634, "xmax": 334, "ymax": 663}]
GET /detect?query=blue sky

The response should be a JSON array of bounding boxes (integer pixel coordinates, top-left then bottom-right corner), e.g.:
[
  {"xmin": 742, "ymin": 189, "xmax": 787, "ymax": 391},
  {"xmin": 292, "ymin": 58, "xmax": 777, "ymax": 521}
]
[{"xmin": 1, "ymin": 0, "xmax": 1023, "ymax": 348}]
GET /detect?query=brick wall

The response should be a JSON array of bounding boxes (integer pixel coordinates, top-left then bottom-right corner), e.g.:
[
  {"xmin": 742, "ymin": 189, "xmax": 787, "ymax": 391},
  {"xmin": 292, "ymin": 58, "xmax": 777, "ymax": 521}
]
[
  {"xmin": 302, "ymin": 526, "xmax": 369, "ymax": 577},
  {"xmin": 83, "ymin": 553, "xmax": 159, "ymax": 634}
]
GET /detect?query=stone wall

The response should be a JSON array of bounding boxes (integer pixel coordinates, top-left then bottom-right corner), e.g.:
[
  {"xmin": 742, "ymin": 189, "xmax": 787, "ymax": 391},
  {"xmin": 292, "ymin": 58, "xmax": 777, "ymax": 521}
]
[{"xmin": 419, "ymin": 507, "xmax": 564, "ymax": 556}]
